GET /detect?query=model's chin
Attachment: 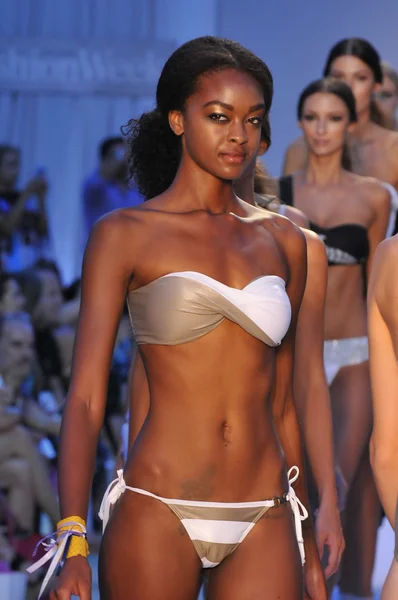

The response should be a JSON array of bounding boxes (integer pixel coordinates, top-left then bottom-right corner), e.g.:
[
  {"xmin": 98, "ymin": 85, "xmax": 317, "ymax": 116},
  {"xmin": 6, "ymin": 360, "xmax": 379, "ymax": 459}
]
[
  {"xmin": 309, "ymin": 144, "xmax": 341, "ymax": 157},
  {"xmin": 216, "ymin": 156, "xmax": 249, "ymax": 180}
]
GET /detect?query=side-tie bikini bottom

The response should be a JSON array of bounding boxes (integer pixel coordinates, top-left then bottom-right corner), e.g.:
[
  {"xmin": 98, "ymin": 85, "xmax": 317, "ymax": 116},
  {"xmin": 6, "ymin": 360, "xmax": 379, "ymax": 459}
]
[{"xmin": 99, "ymin": 466, "xmax": 308, "ymax": 567}]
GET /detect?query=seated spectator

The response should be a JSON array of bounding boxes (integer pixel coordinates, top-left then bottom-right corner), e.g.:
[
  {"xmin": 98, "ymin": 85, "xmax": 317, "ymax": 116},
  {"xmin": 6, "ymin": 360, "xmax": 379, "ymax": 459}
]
[
  {"xmin": 33, "ymin": 258, "xmax": 81, "ymax": 327},
  {"xmin": 16, "ymin": 268, "xmax": 66, "ymax": 410},
  {"xmin": 0, "ymin": 314, "xmax": 59, "ymax": 532},
  {"xmin": 0, "ymin": 312, "xmax": 61, "ymax": 434},
  {"xmin": 0, "ymin": 273, "xmax": 26, "ymax": 315},
  {"xmin": 82, "ymin": 136, "xmax": 143, "ymax": 243},
  {"xmin": 0, "ymin": 145, "xmax": 50, "ymax": 272}
]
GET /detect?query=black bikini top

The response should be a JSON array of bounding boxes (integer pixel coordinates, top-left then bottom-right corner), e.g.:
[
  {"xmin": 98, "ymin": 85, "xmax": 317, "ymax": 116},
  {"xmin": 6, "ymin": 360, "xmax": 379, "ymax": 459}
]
[{"xmin": 279, "ymin": 175, "xmax": 369, "ymax": 266}]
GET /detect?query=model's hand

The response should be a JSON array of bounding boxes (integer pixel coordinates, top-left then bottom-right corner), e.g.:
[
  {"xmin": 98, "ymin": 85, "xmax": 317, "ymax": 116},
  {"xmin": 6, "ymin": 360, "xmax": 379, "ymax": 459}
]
[
  {"xmin": 50, "ymin": 556, "xmax": 91, "ymax": 600},
  {"xmin": 315, "ymin": 498, "xmax": 345, "ymax": 579},
  {"xmin": 303, "ymin": 534, "xmax": 328, "ymax": 600}
]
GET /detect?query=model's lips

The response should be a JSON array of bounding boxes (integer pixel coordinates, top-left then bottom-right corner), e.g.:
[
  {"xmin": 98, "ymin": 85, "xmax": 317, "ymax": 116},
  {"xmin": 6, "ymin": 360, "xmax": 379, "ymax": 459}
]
[
  {"xmin": 219, "ymin": 152, "xmax": 247, "ymax": 164},
  {"xmin": 313, "ymin": 139, "xmax": 330, "ymax": 146}
]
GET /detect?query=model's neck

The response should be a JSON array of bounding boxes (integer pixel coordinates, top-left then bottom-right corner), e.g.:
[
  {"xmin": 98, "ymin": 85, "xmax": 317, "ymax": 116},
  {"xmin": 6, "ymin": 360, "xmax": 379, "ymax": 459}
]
[
  {"xmin": 170, "ymin": 159, "xmax": 243, "ymax": 214},
  {"xmin": 305, "ymin": 151, "xmax": 343, "ymax": 185},
  {"xmin": 351, "ymin": 105, "xmax": 373, "ymax": 140}
]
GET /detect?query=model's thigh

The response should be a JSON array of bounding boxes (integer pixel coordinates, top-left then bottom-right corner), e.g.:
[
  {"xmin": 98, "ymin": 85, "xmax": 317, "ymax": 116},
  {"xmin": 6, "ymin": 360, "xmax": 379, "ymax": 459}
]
[
  {"xmin": 330, "ymin": 361, "xmax": 372, "ymax": 486},
  {"xmin": 98, "ymin": 490, "xmax": 202, "ymax": 600},
  {"xmin": 207, "ymin": 504, "xmax": 303, "ymax": 600}
]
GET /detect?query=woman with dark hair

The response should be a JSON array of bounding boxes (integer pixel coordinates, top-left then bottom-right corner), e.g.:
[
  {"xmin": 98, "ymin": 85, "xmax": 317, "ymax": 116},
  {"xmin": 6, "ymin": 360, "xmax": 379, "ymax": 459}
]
[
  {"xmin": 278, "ymin": 77, "xmax": 390, "ymax": 600},
  {"xmin": 35, "ymin": 36, "xmax": 327, "ymax": 600},
  {"xmin": 125, "ymin": 147, "xmax": 344, "ymax": 585},
  {"xmin": 0, "ymin": 272, "xmax": 26, "ymax": 315},
  {"xmin": 283, "ymin": 38, "xmax": 398, "ymax": 237}
]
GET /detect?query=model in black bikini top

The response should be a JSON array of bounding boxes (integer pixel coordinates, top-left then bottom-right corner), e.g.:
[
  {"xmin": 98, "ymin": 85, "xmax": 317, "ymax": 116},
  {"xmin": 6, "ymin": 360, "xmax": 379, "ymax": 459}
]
[{"xmin": 279, "ymin": 175, "xmax": 369, "ymax": 266}]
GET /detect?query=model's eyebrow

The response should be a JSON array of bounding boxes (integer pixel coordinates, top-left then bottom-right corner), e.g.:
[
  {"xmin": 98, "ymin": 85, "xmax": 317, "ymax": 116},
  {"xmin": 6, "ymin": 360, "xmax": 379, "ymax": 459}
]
[{"xmin": 203, "ymin": 100, "xmax": 265, "ymax": 112}]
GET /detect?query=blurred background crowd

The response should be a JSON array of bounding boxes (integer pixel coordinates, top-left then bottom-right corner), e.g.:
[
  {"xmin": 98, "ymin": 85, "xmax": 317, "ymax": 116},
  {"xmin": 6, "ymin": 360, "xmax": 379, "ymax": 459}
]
[{"xmin": 1, "ymin": 0, "xmax": 398, "ymax": 598}]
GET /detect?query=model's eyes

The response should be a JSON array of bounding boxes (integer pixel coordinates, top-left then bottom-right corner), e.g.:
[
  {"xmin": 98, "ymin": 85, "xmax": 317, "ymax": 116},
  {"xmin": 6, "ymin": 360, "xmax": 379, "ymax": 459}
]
[
  {"xmin": 208, "ymin": 113, "xmax": 229, "ymax": 122},
  {"xmin": 302, "ymin": 114, "xmax": 343, "ymax": 122},
  {"xmin": 330, "ymin": 72, "xmax": 344, "ymax": 80},
  {"xmin": 376, "ymin": 90, "xmax": 395, "ymax": 100},
  {"xmin": 248, "ymin": 117, "xmax": 262, "ymax": 125},
  {"xmin": 208, "ymin": 114, "xmax": 262, "ymax": 125}
]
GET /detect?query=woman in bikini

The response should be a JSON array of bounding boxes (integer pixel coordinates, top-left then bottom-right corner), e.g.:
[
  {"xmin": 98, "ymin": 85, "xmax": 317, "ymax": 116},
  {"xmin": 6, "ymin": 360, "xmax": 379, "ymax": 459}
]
[
  {"xmin": 37, "ymin": 37, "xmax": 328, "ymax": 600},
  {"xmin": 126, "ymin": 147, "xmax": 344, "ymax": 584},
  {"xmin": 283, "ymin": 40, "xmax": 398, "ymax": 599},
  {"xmin": 279, "ymin": 77, "xmax": 390, "ymax": 600},
  {"xmin": 283, "ymin": 38, "xmax": 398, "ymax": 238}
]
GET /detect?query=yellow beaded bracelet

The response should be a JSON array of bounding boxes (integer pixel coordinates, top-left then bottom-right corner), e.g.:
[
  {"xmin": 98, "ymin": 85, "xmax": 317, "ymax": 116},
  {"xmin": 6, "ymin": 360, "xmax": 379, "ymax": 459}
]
[{"xmin": 57, "ymin": 515, "xmax": 89, "ymax": 559}]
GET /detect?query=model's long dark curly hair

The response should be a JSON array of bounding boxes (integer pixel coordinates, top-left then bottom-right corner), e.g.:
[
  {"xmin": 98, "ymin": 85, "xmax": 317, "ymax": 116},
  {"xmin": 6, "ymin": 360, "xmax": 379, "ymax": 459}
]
[{"xmin": 123, "ymin": 36, "xmax": 273, "ymax": 200}]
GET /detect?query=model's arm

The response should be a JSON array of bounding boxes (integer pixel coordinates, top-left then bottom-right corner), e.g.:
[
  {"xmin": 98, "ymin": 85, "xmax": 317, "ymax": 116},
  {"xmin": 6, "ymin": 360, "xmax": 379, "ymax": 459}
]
[
  {"xmin": 58, "ymin": 214, "xmax": 134, "ymax": 519},
  {"xmin": 368, "ymin": 237, "xmax": 398, "ymax": 526},
  {"xmin": 295, "ymin": 230, "xmax": 343, "ymax": 577},
  {"xmin": 281, "ymin": 137, "xmax": 307, "ymax": 176},
  {"xmin": 366, "ymin": 182, "xmax": 391, "ymax": 281},
  {"xmin": 271, "ymin": 225, "xmax": 309, "ymax": 516},
  {"xmin": 271, "ymin": 222, "xmax": 327, "ymax": 600},
  {"xmin": 127, "ymin": 351, "xmax": 150, "ymax": 450}
]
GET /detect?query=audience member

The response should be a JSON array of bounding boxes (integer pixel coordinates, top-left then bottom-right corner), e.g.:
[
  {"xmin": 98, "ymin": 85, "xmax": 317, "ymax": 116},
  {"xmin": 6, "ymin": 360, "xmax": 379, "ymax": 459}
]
[
  {"xmin": 33, "ymin": 258, "xmax": 81, "ymax": 327},
  {"xmin": 16, "ymin": 268, "xmax": 65, "ymax": 411},
  {"xmin": 82, "ymin": 136, "xmax": 143, "ymax": 243},
  {"xmin": 0, "ymin": 273, "xmax": 26, "ymax": 315},
  {"xmin": 0, "ymin": 312, "xmax": 61, "ymax": 436},
  {"xmin": 0, "ymin": 145, "xmax": 50, "ymax": 272},
  {"xmin": 0, "ymin": 313, "xmax": 60, "ymax": 532}
]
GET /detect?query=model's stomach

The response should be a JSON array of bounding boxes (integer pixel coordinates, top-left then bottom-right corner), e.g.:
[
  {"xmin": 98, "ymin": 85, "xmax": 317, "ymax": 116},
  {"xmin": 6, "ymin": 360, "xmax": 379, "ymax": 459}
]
[
  {"xmin": 324, "ymin": 265, "xmax": 367, "ymax": 340},
  {"xmin": 124, "ymin": 324, "xmax": 288, "ymax": 502}
]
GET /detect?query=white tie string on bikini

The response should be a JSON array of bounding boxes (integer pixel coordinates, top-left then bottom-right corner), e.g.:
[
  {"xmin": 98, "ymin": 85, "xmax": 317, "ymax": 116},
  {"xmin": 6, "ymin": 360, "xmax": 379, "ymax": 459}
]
[
  {"xmin": 26, "ymin": 520, "xmax": 87, "ymax": 599},
  {"xmin": 98, "ymin": 469, "xmax": 127, "ymax": 532},
  {"xmin": 286, "ymin": 466, "xmax": 309, "ymax": 565}
]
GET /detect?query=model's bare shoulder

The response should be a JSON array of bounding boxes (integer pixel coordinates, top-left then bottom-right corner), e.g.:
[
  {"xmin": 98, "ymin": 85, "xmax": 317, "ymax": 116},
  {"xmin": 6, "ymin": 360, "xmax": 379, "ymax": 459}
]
[
  {"xmin": 270, "ymin": 213, "xmax": 307, "ymax": 265},
  {"xmin": 349, "ymin": 173, "xmax": 391, "ymax": 214},
  {"xmin": 373, "ymin": 235, "xmax": 398, "ymax": 271},
  {"xmin": 284, "ymin": 205, "xmax": 309, "ymax": 228},
  {"xmin": 384, "ymin": 127, "xmax": 398, "ymax": 151},
  {"xmin": 368, "ymin": 236, "xmax": 398, "ymax": 300},
  {"xmin": 82, "ymin": 209, "xmax": 149, "ymax": 289},
  {"xmin": 302, "ymin": 229, "xmax": 327, "ymax": 262},
  {"xmin": 388, "ymin": 130, "xmax": 398, "ymax": 174}
]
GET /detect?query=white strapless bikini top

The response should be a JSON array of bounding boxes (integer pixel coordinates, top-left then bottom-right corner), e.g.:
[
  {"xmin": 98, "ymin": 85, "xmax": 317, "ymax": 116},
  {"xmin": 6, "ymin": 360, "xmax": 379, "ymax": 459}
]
[
  {"xmin": 127, "ymin": 271, "xmax": 291, "ymax": 347},
  {"xmin": 127, "ymin": 199, "xmax": 292, "ymax": 347}
]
